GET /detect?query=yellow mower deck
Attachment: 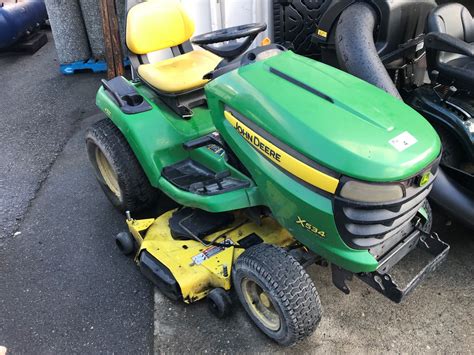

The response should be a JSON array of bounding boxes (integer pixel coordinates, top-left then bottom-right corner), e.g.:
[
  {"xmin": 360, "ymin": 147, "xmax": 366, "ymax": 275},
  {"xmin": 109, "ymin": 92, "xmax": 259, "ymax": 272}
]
[{"xmin": 126, "ymin": 210, "xmax": 296, "ymax": 303}]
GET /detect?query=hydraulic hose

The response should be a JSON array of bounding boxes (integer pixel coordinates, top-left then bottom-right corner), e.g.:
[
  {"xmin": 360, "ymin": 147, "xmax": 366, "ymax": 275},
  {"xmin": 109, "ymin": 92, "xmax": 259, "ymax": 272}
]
[
  {"xmin": 335, "ymin": 2, "xmax": 474, "ymax": 230},
  {"xmin": 335, "ymin": 2, "xmax": 402, "ymax": 100},
  {"xmin": 429, "ymin": 169, "xmax": 474, "ymax": 230}
]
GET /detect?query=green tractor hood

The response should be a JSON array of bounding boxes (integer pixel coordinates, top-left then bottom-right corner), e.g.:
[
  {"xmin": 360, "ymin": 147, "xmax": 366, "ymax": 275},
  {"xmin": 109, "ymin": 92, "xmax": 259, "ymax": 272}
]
[{"xmin": 206, "ymin": 51, "xmax": 441, "ymax": 182}]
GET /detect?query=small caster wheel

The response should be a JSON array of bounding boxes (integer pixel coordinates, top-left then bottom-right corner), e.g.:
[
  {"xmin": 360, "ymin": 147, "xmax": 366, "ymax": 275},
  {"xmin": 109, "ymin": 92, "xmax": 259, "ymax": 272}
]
[
  {"xmin": 207, "ymin": 288, "xmax": 232, "ymax": 319},
  {"xmin": 115, "ymin": 231, "xmax": 135, "ymax": 255}
]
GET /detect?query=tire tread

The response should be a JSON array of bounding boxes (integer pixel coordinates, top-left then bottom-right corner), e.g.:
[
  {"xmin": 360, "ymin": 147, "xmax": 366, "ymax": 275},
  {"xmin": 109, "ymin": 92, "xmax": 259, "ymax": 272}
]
[{"xmin": 234, "ymin": 244, "xmax": 322, "ymax": 346}]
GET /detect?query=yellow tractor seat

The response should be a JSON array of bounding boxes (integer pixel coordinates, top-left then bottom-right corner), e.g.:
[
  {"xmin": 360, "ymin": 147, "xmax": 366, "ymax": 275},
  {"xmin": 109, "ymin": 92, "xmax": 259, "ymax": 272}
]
[
  {"xmin": 138, "ymin": 50, "xmax": 221, "ymax": 93},
  {"xmin": 126, "ymin": 0, "xmax": 221, "ymax": 94}
]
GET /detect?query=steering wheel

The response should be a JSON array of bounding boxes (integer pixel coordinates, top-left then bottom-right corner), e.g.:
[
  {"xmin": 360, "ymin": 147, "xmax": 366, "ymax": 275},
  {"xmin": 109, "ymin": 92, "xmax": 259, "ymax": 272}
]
[{"xmin": 192, "ymin": 23, "xmax": 267, "ymax": 61}]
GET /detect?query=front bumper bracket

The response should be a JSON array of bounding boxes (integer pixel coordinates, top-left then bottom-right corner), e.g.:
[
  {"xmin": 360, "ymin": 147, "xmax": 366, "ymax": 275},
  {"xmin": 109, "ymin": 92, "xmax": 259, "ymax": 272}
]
[{"xmin": 332, "ymin": 231, "xmax": 450, "ymax": 303}]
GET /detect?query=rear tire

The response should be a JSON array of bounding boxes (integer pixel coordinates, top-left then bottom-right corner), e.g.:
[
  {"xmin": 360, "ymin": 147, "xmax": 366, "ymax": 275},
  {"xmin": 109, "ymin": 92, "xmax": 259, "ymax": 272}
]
[
  {"xmin": 233, "ymin": 244, "xmax": 322, "ymax": 346},
  {"xmin": 85, "ymin": 118, "xmax": 161, "ymax": 213}
]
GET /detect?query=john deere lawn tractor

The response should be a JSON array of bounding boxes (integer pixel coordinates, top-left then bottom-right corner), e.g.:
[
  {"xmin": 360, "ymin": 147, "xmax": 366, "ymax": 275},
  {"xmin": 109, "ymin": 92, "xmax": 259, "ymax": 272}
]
[
  {"xmin": 294, "ymin": 0, "xmax": 474, "ymax": 229},
  {"xmin": 85, "ymin": 0, "xmax": 449, "ymax": 346}
]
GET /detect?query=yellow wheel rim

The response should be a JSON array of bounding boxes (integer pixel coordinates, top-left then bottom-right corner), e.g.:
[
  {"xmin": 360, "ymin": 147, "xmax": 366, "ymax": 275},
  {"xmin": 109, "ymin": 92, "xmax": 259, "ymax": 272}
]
[
  {"xmin": 95, "ymin": 147, "xmax": 121, "ymax": 199},
  {"xmin": 241, "ymin": 278, "xmax": 281, "ymax": 331}
]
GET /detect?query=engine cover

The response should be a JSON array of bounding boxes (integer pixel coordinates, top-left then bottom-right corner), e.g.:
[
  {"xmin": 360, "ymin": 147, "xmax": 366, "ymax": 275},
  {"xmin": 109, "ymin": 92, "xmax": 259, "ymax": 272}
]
[{"xmin": 206, "ymin": 50, "xmax": 441, "ymax": 183}]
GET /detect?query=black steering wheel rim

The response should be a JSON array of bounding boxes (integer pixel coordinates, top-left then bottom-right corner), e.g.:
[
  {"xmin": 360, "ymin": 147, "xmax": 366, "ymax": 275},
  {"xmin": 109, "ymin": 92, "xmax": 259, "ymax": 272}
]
[{"xmin": 192, "ymin": 23, "xmax": 267, "ymax": 46}]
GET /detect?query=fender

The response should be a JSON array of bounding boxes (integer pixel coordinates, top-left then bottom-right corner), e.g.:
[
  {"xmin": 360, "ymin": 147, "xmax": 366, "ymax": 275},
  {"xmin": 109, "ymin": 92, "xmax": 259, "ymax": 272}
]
[{"xmin": 95, "ymin": 82, "xmax": 256, "ymax": 212}]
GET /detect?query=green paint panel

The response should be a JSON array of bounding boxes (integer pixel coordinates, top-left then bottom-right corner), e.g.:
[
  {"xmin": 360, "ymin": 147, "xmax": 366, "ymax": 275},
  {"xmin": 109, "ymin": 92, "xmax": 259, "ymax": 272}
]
[
  {"xmin": 95, "ymin": 50, "xmax": 439, "ymax": 273},
  {"xmin": 205, "ymin": 51, "xmax": 439, "ymax": 272},
  {"xmin": 207, "ymin": 91, "xmax": 377, "ymax": 272},
  {"xmin": 206, "ymin": 51, "xmax": 441, "ymax": 182},
  {"xmin": 96, "ymin": 81, "xmax": 255, "ymax": 212}
]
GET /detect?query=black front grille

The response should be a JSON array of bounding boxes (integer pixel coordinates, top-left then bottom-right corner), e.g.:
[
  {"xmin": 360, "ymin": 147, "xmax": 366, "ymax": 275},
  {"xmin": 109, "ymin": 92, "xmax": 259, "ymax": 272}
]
[{"xmin": 334, "ymin": 162, "xmax": 439, "ymax": 252}]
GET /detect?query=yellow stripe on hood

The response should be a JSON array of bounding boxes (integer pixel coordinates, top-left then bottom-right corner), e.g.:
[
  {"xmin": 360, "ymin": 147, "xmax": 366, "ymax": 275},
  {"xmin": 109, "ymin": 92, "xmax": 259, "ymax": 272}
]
[{"xmin": 224, "ymin": 111, "xmax": 339, "ymax": 194}]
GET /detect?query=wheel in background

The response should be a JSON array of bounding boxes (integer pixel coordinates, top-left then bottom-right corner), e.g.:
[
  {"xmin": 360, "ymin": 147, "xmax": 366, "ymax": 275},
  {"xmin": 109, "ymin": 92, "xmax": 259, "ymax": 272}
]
[
  {"xmin": 85, "ymin": 118, "xmax": 161, "ymax": 213},
  {"xmin": 233, "ymin": 243, "xmax": 322, "ymax": 346}
]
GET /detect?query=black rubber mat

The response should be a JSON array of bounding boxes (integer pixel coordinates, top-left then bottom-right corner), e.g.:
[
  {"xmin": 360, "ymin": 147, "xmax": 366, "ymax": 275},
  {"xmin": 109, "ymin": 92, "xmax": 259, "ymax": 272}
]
[{"xmin": 273, "ymin": 0, "xmax": 331, "ymax": 59}]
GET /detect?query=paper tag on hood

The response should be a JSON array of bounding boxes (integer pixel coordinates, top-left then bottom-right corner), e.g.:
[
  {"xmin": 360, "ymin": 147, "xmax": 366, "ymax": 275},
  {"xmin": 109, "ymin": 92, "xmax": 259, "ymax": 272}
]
[{"xmin": 389, "ymin": 131, "xmax": 418, "ymax": 152}]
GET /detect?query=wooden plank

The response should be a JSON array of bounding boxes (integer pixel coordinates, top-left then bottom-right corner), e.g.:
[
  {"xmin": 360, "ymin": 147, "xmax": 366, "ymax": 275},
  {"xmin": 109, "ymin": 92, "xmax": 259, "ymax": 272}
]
[
  {"xmin": 107, "ymin": 0, "xmax": 124, "ymax": 77},
  {"xmin": 99, "ymin": 0, "xmax": 115, "ymax": 78},
  {"xmin": 100, "ymin": 0, "xmax": 124, "ymax": 79}
]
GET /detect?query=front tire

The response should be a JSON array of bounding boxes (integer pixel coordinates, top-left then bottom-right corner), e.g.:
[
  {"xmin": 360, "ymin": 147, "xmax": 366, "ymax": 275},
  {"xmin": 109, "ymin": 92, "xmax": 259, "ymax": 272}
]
[
  {"xmin": 233, "ymin": 244, "xmax": 322, "ymax": 346},
  {"xmin": 85, "ymin": 118, "xmax": 161, "ymax": 213}
]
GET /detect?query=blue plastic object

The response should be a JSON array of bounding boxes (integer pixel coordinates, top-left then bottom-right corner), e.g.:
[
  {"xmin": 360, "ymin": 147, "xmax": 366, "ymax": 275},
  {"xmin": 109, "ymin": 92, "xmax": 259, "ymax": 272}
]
[
  {"xmin": 60, "ymin": 58, "xmax": 131, "ymax": 75},
  {"xmin": 0, "ymin": 0, "xmax": 47, "ymax": 49}
]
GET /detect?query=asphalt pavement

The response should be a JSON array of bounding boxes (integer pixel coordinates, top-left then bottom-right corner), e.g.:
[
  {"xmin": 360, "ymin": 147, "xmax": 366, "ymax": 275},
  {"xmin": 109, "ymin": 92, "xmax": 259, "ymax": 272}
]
[
  {"xmin": 0, "ymin": 32, "xmax": 102, "ymax": 240},
  {"xmin": 153, "ymin": 216, "xmax": 473, "ymax": 353},
  {"xmin": 0, "ymin": 33, "xmax": 154, "ymax": 353},
  {"xmin": 0, "ymin": 30, "xmax": 473, "ymax": 354}
]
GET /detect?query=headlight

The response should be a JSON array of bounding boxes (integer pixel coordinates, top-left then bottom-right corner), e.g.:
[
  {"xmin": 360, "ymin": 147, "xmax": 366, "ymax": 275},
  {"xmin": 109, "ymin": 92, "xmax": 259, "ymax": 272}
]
[{"xmin": 340, "ymin": 181, "xmax": 403, "ymax": 203}]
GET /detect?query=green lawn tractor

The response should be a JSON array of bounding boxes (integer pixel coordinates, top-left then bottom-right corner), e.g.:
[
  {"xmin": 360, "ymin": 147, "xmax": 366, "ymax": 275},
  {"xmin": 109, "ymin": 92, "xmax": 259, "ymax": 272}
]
[
  {"xmin": 301, "ymin": 0, "xmax": 474, "ymax": 229},
  {"xmin": 85, "ymin": 0, "xmax": 449, "ymax": 346}
]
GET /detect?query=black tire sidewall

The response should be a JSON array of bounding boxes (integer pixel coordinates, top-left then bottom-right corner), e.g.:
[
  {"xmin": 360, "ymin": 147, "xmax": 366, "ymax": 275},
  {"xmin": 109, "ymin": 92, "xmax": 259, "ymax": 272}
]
[
  {"xmin": 232, "ymin": 244, "xmax": 321, "ymax": 346},
  {"xmin": 435, "ymin": 125, "xmax": 464, "ymax": 168}
]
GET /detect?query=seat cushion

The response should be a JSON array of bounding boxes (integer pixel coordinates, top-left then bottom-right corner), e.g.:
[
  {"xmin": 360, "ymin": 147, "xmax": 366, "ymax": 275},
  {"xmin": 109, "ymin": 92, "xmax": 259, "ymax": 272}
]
[
  {"xmin": 138, "ymin": 50, "xmax": 221, "ymax": 93},
  {"xmin": 427, "ymin": 3, "xmax": 474, "ymax": 42},
  {"xmin": 126, "ymin": 0, "xmax": 195, "ymax": 54},
  {"xmin": 448, "ymin": 56, "xmax": 474, "ymax": 71},
  {"xmin": 438, "ymin": 56, "xmax": 474, "ymax": 89}
]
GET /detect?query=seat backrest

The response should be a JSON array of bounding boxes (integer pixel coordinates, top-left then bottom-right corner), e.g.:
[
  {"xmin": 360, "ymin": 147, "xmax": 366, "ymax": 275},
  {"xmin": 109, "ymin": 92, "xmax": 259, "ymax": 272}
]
[
  {"xmin": 427, "ymin": 3, "xmax": 474, "ymax": 43},
  {"xmin": 126, "ymin": 0, "xmax": 195, "ymax": 55}
]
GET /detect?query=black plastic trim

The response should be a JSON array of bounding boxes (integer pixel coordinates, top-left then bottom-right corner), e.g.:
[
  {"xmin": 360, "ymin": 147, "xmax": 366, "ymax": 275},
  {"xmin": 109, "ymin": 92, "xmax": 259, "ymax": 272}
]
[
  {"xmin": 139, "ymin": 250, "xmax": 182, "ymax": 301},
  {"xmin": 162, "ymin": 158, "xmax": 251, "ymax": 196},
  {"xmin": 269, "ymin": 67, "xmax": 334, "ymax": 103},
  {"xmin": 333, "ymin": 156, "xmax": 440, "ymax": 249},
  {"xmin": 101, "ymin": 76, "xmax": 152, "ymax": 114}
]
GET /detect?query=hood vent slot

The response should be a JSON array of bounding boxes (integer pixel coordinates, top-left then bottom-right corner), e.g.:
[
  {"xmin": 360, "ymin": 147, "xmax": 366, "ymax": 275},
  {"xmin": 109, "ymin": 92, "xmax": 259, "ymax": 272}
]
[{"xmin": 269, "ymin": 67, "xmax": 334, "ymax": 104}]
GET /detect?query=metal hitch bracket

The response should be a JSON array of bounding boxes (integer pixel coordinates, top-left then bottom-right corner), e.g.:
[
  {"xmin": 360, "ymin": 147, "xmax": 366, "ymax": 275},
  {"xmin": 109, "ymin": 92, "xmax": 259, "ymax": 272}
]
[{"xmin": 332, "ymin": 231, "xmax": 450, "ymax": 303}]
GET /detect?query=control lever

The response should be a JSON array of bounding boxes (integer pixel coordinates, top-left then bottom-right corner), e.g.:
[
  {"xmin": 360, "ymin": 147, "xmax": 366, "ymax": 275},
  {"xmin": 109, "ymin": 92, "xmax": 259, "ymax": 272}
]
[
  {"xmin": 432, "ymin": 70, "xmax": 458, "ymax": 102},
  {"xmin": 183, "ymin": 133, "xmax": 223, "ymax": 150},
  {"xmin": 444, "ymin": 86, "xmax": 457, "ymax": 101}
]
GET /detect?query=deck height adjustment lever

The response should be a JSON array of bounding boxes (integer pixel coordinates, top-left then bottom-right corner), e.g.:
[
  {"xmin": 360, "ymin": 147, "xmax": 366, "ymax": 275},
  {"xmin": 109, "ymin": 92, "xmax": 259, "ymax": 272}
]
[{"xmin": 183, "ymin": 133, "xmax": 223, "ymax": 151}]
